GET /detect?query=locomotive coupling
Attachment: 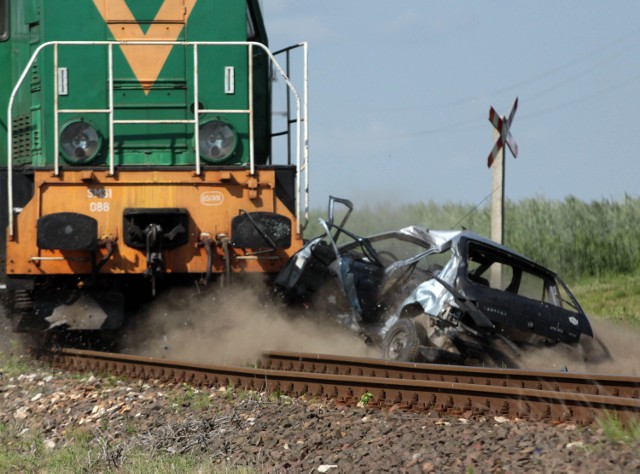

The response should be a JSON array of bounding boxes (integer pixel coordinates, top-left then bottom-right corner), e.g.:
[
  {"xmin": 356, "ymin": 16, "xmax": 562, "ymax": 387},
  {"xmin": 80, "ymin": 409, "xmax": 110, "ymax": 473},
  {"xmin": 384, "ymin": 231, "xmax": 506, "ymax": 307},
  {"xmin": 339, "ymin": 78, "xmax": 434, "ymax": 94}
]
[
  {"xmin": 216, "ymin": 233, "xmax": 232, "ymax": 286},
  {"xmin": 198, "ymin": 233, "xmax": 214, "ymax": 285},
  {"xmin": 144, "ymin": 224, "xmax": 165, "ymax": 296}
]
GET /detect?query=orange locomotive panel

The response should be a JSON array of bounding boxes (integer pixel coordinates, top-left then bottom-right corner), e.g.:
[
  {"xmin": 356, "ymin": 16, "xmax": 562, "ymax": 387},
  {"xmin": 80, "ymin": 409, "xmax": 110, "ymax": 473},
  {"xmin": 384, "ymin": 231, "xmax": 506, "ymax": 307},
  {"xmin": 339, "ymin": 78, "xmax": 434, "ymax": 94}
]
[{"xmin": 6, "ymin": 170, "xmax": 303, "ymax": 276}]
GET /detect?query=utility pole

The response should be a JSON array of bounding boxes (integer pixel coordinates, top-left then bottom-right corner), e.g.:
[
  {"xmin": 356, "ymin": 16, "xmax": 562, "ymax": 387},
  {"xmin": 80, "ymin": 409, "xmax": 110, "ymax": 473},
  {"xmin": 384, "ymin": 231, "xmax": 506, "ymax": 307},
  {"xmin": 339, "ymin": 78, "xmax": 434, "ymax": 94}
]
[
  {"xmin": 487, "ymin": 97, "xmax": 519, "ymax": 245},
  {"xmin": 490, "ymin": 126, "xmax": 505, "ymax": 246},
  {"xmin": 487, "ymin": 98, "xmax": 519, "ymax": 288}
]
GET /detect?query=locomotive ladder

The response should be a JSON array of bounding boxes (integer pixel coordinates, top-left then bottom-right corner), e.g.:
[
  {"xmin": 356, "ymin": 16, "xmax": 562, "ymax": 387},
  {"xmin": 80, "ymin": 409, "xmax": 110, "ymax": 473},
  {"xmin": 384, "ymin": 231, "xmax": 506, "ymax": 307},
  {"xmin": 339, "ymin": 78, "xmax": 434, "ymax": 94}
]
[{"xmin": 6, "ymin": 40, "xmax": 309, "ymax": 237}]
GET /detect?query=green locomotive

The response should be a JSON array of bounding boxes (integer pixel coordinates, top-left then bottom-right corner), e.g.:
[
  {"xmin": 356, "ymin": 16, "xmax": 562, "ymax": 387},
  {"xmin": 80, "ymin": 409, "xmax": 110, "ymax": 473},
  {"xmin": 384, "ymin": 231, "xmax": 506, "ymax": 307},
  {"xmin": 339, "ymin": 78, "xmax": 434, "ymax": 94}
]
[{"xmin": 0, "ymin": 0, "xmax": 309, "ymax": 332}]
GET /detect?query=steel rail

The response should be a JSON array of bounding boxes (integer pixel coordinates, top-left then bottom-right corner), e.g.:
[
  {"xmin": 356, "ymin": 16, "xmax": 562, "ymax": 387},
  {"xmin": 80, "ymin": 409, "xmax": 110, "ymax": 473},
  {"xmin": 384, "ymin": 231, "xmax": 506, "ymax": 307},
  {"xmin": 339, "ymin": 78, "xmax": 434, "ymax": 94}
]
[
  {"xmin": 261, "ymin": 351, "xmax": 640, "ymax": 399},
  {"xmin": 46, "ymin": 348, "xmax": 640, "ymax": 425}
]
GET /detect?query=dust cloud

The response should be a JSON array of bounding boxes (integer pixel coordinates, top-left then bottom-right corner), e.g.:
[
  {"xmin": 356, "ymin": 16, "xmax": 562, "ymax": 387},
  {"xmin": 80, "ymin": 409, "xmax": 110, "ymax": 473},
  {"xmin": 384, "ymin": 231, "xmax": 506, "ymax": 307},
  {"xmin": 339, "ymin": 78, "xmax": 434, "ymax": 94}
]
[
  {"xmin": 0, "ymin": 305, "xmax": 30, "ymax": 357},
  {"xmin": 114, "ymin": 284, "xmax": 640, "ymax": 373},
  {"xmin": 520, "ymin": 318, "xmax": 640, "ymax": 376},
  {"xmin": 118, "ymin": 279, "xmax": 377, "ymax": 367},
  {"xmin": 2, "ymin": 284, "xmax": 639, "ymax": 376}
]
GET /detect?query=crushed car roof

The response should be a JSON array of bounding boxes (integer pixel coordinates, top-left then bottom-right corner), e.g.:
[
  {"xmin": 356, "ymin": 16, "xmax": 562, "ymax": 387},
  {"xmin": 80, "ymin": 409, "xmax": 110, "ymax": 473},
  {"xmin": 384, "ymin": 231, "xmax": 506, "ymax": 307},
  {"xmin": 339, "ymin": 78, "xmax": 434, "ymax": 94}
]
[{"xmin": 394, "ymin": 226, "xmax": 553, "ymax": 273}]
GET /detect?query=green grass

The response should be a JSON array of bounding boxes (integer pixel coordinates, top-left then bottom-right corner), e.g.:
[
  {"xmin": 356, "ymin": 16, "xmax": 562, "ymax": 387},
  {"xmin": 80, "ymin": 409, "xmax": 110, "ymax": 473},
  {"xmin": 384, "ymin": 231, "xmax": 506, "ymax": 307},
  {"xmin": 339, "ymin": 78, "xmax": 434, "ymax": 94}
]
[
  {"xmin": 0, "ymin": 423, "xmax": 258, "ymax": 473},
  {"xmin": 0, "ymin": 353, "xmax": 32, "ymax": 378},
  {"xmin": 169, "ymin": 384, "xmax": 212, "ymax": 413},
  {"xmin": 570, "ymin": 272, "xmax": 640, "ymax": 327},
  {"xmin": 597, "ymin": 413, "xmax": 640, "ymax": 443},
  {"xmin": 0, "ymin": 339, "xmax": 33, "ymax": 377}
]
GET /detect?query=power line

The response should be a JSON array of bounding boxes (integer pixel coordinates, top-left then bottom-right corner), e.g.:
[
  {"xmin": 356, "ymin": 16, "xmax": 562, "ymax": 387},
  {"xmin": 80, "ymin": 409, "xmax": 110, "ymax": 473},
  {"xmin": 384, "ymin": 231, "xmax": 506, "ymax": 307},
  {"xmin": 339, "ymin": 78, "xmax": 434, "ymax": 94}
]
[
  {"xmin": 450, "ymin": 184, "xmax": 500, "ymax": 229},
  {"xmin": 369, "ymin": 25, "xmax": 640, "ymax": 113}
]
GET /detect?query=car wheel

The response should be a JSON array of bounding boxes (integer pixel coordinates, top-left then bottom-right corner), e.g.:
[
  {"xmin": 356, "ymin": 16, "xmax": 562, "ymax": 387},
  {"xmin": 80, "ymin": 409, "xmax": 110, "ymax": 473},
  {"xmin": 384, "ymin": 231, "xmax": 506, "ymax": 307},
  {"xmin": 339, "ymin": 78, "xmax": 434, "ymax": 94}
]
[{"xmin": 381, "ymin": 318, "xmax": 425, "ymax": 362}]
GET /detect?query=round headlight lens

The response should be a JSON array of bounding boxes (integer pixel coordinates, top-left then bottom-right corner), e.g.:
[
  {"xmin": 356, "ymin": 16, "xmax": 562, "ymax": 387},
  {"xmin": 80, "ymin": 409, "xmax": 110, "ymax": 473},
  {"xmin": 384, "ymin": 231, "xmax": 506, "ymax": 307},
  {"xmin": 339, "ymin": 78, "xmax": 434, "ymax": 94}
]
[
  {"xmin": 60, "ymin": 120, "xmax": 102, "ymax": 164},
  {"xmin": 199, "ymin": 120, "xmax": 237, "ymax": 162}
]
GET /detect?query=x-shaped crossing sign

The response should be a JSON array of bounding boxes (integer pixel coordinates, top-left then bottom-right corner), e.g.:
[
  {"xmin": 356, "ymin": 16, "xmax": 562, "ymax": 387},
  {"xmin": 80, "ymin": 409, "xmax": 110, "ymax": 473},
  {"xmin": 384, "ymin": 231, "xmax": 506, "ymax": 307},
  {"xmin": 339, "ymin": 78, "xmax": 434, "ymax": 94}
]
[{"xmin": 487, "ymin": 97, "xmax": 519, "ymax": 167}]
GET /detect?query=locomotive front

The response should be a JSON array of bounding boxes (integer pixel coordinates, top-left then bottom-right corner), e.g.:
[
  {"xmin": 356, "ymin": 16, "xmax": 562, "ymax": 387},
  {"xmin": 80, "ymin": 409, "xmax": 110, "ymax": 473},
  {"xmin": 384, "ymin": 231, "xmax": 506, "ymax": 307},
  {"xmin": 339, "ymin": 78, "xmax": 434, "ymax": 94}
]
[{"xmin": 0, "ymin": 0, "xmax": 309, "ymax": 331}]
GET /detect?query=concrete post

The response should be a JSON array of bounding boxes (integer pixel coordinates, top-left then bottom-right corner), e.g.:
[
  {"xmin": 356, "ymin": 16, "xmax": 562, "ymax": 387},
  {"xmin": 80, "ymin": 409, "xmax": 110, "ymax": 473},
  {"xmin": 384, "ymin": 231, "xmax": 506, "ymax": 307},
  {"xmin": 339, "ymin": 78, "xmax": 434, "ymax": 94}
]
[{"xmin": 490, "ymin": 125, "xmax": 505, "ymax": 289}]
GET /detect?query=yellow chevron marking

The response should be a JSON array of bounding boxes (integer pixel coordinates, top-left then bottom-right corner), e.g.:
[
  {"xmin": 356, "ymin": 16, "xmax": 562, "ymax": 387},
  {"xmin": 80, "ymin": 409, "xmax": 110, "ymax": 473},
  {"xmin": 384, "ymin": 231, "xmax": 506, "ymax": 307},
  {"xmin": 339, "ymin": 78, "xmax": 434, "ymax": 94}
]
[{"xmin": 92, "ymin": 0, "xmax": 198, "ymax": 94}]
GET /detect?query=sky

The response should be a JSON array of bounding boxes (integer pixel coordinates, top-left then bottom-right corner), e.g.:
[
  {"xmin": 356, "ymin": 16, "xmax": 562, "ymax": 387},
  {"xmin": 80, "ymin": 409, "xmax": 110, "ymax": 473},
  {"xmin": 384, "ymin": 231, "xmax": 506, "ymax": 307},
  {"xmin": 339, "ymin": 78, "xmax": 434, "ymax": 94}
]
[{"xmin": 261, "ymin": 1, "xmax": 640, "ymax": 209}]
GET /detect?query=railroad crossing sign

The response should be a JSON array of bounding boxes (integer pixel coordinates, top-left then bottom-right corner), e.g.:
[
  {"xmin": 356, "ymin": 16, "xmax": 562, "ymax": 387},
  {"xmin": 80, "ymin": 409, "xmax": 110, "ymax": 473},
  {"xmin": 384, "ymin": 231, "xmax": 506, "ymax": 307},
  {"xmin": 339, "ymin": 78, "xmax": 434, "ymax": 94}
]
[{"xmin": 487, "ymin": 97, "xmax": 519, "ymax": 167}]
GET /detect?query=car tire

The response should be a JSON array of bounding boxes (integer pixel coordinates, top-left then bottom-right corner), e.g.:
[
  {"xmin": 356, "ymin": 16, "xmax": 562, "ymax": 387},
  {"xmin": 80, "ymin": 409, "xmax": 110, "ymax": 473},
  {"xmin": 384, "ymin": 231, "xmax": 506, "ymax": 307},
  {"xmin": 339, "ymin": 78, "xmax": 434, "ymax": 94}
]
[{"xmin": 381, "ymin": 318, "xmax": 426, "ymax": 362}]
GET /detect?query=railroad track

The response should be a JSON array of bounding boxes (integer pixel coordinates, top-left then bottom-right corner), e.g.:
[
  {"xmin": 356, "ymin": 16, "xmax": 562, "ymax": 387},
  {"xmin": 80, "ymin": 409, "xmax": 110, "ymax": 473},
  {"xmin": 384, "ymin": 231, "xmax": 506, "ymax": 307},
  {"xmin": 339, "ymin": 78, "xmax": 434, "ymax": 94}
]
[
  {"xmin": 47, "ymin": 348, "xmax": 640, "ymax": 425},
  {"xmin": 260, "ymin": 351, "xmax": 640, "ymax": 398}
]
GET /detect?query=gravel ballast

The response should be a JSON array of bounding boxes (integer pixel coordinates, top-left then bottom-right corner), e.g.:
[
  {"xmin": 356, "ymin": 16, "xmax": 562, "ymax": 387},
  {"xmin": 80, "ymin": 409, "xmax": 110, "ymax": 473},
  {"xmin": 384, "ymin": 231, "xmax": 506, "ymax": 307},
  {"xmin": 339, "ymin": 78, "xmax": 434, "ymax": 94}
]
[{"xmin": 1, "ymin": 359, "xmax": 639, "ymax": 473}]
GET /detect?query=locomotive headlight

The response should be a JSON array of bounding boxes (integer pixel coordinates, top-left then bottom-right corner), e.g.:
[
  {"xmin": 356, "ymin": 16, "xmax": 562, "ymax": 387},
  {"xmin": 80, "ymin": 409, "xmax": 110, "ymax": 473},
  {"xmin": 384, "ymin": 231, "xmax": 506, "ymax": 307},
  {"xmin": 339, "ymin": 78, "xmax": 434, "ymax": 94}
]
[
  {"xmin": 198, "ymin": 120, "xmax": 237, "ymax": 162},
  {"xmin": 60, "ymin": 120, "xmax": 102, "ymax": 164}
]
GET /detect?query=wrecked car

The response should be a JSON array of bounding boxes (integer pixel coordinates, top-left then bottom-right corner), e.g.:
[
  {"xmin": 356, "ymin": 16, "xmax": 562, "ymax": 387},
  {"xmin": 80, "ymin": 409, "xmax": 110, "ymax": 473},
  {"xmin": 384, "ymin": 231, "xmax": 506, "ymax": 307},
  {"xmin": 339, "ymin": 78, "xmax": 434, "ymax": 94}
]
[{"xmin": 275, "ymin": 197, "xmax": 610, "ymax": 367}]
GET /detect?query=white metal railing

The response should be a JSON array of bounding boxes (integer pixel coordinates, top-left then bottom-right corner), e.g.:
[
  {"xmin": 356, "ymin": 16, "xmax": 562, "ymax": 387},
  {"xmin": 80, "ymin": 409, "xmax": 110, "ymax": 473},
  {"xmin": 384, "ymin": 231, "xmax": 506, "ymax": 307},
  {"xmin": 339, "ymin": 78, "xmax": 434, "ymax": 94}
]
[
  {"xmin": 273, "ymin": 43, "xmax": 310, "ymax": 231},
  {"xmin": 7, "ymin": 40, "xmax": 309, "ymax": 236}
]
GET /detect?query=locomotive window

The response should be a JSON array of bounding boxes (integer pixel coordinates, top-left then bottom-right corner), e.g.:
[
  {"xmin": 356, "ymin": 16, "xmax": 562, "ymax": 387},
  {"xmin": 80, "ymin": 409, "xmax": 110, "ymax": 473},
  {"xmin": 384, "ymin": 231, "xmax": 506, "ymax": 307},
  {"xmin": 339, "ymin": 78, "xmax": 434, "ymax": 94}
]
[
  {"xmin": 246, "ymin": 5, "xmax": 256, "ymax": 40},
  {"xmin": 0, "ymin": 0, "xmax": 8, "ymax": 42}
]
